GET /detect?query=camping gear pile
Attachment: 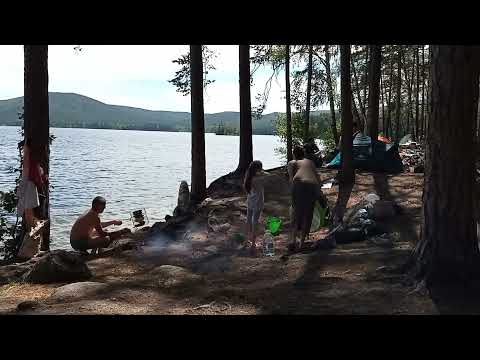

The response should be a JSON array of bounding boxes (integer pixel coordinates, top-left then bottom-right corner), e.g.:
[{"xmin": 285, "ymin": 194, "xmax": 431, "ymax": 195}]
[
  {"xmin": 398, "ymin": 134, "xmax": 425, "ymax": 173},
  {"xmin": 314, "ymin": 193, "xmax": 400, "ymax": 250}
]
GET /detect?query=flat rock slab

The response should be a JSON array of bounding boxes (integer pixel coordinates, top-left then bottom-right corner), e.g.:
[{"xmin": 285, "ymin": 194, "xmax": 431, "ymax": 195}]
[
  {"xmin": 49, "ymin": 282, "xmax": 109, "ymax": 302},
  {"xmin": 151, "ymin": 265, "xmax": 204, "ymax": 288}
]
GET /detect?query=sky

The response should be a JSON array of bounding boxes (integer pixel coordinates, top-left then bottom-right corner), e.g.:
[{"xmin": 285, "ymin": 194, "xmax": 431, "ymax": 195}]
[{"xmin": 0, "ymin": 45, "xmax": 303, "ymax": 114}]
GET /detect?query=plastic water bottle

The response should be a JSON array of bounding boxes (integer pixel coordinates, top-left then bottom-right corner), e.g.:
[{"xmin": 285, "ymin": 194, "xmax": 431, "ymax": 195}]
[{"xmin": 263, "ymin": 233, "xmax": 275, "ymax": 257}]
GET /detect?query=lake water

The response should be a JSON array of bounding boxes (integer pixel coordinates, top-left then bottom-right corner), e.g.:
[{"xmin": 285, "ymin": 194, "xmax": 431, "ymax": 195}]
[{"xmin": 0, "ymin": 126, "xmax": 284, "ymax": 250}]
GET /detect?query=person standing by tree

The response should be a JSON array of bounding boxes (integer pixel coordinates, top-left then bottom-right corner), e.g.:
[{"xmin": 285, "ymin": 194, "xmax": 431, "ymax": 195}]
[{"xmin": 16, "ymin": 138, "xmax": 48, "ymax": 234}]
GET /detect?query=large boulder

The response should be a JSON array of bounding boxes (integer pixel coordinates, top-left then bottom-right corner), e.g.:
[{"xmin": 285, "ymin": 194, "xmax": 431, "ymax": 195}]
[
  {"xmin": 151, "ymin": 265, "xmax": 204, "ymax": 288},
  {"xmin": 49, "ymin": 281, "xmax": 108, "ymax": 302},
  {"xmin": 22, "ymin": 250, "xmax": 92, "ymax": 284}
]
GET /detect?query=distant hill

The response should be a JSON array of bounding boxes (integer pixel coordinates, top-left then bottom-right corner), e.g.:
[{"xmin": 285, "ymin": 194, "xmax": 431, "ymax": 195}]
[{"xmin": 0, "ymin": 92, "xmax": 286, "ymax": 135}]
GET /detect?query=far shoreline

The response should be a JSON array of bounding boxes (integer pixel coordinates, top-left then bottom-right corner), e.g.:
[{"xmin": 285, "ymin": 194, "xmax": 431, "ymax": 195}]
[{"xmin": 0, "ymin": 124, "xmax": 276, "ymax": 136}]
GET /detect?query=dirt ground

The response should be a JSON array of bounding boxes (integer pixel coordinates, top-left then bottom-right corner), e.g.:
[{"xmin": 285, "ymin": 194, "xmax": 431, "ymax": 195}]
[{"xmin": 0, "ymin": 169, "xmax": 439, "ymax": 315}]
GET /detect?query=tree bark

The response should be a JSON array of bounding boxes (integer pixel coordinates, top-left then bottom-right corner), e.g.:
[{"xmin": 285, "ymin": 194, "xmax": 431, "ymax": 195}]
[
  {"xmin": 325, "ymin": 45, "xmax": 339, "ymax": 145},
  {"xmin": 386, "ymin": 50, "xmax": 394, "ymax": 138},
  {"xmin": 190, "ymin": 45, "xmax": 207, "ymax": 204},
  {"xmin": 425, "ymin": 45, "xmax": 432, "ymax": 137},
  {"xmin": 421, "ymin": 45, "xmax": 426, "ymax": 140},
  {"xmin": 351, "ymin": 53, "xmax": 367, "ymax": 127},
  {"xmin": 363, "ymin": 46, "xmax": 369, "ymax": 110},
  {"xmin": 339, "ymin": 45, "xmax": 354, "ymax": 185},
  {"xmin": 405, "ymin": 48, "xmax": 414, "ymax": 137},
  {"xmin": 366, "ymin": 45, "xmax": 381, "ymax": 141},
  {"xmin": 236, "ymin": 45, "xmax": 253, "ymax": 175},
  {"xmin": 412, "ymin": 45, "xmax": 480, "ymax": 286},
  {"xmin": 285, "ymin": 45, "xmax": 293, "ymax": 162},
  {"xmin": 380, "ymin": 72, "xmax": 385, "ymax": 134},
  {"xmin": 352, "ymin": 92, "xmax": 362, "ymax": 128},
  {"xmin": 394, "ymin": 46, "xmax": 402, "ymax": 142},
  {"xmin": 304, "ymin": 45, "xmax": 314, "ymax": 141},
  {"xmin": 414, "ymin": 45, "xmax": 420, "ymax": 141},
  {"xmin": 24, "ymin": 45, "xmax": 50, "ymax": 251}
]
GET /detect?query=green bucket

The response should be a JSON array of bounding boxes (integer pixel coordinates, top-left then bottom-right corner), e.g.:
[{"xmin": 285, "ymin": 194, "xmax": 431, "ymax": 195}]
[{"xmin": 266, "ymin": 216, "xmax": 282, "ymax": 236}]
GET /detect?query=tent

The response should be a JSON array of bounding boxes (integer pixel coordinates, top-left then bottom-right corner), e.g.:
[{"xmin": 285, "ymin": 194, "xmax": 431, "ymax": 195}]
[{"xmin": 326, "ymin": 134, "xmax": 403, "ymax": 173}]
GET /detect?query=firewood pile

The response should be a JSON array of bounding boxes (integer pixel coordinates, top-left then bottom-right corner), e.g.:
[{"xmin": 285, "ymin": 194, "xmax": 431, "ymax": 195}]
[{"xmin": 399, "ymin": 141, "xmax": 424, "ymax": 173}]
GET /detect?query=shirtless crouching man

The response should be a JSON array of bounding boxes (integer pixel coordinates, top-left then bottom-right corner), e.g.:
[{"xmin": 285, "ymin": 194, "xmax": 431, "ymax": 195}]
[{"xmin": 70, "ymin": 196, "xmax": 131, "ymax": 253}]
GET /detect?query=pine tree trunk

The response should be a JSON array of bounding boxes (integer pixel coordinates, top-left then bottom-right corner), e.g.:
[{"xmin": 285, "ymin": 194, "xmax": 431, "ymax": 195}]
[
  {"xmin": 421, "ymin": 45, "xmax": 426, "ymax": 140},
  {"xmin": 381, "ymin": 72, "xmax": 385, "ymax": 134},
  {"xmin": 304, "ymin": 45, "xmax": 314, "ymax": 141},
  {"xmin": 285, "ymin": 45, "xmax": 293, "ymax": 162},
  {"xmin": 394, "ymin": 46, "xmax": 402, "ymax": 142},
  {"xmin": 386, "ymin": 51, "xmax": 394, "ymax": 138},
  {"xmin": 405, "ymin": 48, "xmax": 414, "ymax": 137},
  {"xmin": 236, "ymin": 45, "xmax": 253, "ymax": 175},
  {"xmin": 339, "ymin": 45, "xmax": 354, "ymax": 185},
  {"xmin": 190, "ymin": 45, "xmax": 207, "ymax": 204},
  {"xmin": 415, "ymin": 45, "xmax": 420, "ymax": 141},
  {"xmin": 352, "ymin": 93, "xmax": 362, "ymax": 127},
  {"xmin": 425, "ymin": 45, "xmax": 432, "ymax": 137},
  {"xmin": 24, "ymin": 45, "xmax": 50, "ymax": 251},
  {"xmin": 363, "ymin": 46, "xmax": 369, "ymax": 110},
  {"xmin": 412, "ymin": 45, "xmax": 480, "ymax": 286},
  {"xmin": 325, "ymin": 45, "xmax": 339, "ymax": 145},
  {"xmin": 351, "ymin": 53, "xmax": 367, "ymax": 127},
  {"xmin": 366, "ymin": 45, "xmax": 381, "ymax": 141}
]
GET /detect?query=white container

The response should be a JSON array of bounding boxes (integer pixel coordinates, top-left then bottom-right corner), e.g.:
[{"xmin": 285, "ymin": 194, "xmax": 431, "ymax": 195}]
[{"xmin": 263, "ymin": 233, "xmax": 275, "ymax": 257}]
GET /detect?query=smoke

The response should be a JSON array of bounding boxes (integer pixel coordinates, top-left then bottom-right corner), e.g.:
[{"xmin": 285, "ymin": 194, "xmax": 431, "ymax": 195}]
[{"xmin": 142, "ymin": 221, "xmax": 202, "ymax": 259}]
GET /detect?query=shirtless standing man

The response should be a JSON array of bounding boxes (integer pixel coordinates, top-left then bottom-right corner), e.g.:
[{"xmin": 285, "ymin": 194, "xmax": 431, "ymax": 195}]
[
  {"xmin": 70, "ymin": 196, "xmax": 131, "ymax": 252},
  {"xmin": 287, "ymin": 146, "xmax": 327, "ymax": 250}
]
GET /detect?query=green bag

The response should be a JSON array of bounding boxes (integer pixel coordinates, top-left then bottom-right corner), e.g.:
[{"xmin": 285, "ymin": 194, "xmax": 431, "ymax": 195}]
[
  {"xmin": 310, "ymin": 201, "xmax": 329, "ymax": 233},
  {"xmin": 266, "ymin": 216, "xmax": 282, "ymax": 235}
]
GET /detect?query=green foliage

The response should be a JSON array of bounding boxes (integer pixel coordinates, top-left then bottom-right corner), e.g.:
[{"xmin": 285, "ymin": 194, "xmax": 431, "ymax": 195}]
[
  {"xmin": 274, "ymin": 111, "xmax": 337, "ymax": 160},
  {"xmin": 169, "ymin": 46, "xmax": 216, "ymax": 96}
]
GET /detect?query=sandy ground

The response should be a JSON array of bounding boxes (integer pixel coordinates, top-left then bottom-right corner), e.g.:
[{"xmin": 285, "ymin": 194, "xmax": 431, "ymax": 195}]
[{"xmin": 0, "ymin": 169, "xmax": 438, "ymax": 315}]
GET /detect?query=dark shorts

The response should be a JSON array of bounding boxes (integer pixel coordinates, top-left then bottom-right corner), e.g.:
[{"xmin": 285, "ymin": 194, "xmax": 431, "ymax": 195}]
[
  {"xmin": 291, "ymin": 180, "xmax": 323, "ymax": 232},
  {"xmin": 70, "ymin": 237, "xmax": 89, "ymax": 251}
]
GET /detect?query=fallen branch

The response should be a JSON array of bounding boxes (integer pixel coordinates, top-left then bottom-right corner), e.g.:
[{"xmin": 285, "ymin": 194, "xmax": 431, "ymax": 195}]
[{"xmin": 192, "ymin": 301, "xmax": 216, "ymax": 310}]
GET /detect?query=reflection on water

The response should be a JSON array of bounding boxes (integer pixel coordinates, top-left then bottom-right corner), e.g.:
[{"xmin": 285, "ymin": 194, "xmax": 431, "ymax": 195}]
[{"xmin": 0, "ymin": 126, "xmax": 284, "ymax": 249}]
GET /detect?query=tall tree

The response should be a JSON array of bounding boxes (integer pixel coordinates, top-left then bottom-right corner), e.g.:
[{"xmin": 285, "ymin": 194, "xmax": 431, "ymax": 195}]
[
  {"xmin": 366, "ymin": 45, "xmax": 382, "ymax": 140},
  {"xmin": 386, "ymin": 51, "xmax": 395, "ymax": 138},
  {"xmin": 412, "ymin": 45, "xmax": 480, "ymax": 286},
  {"xmin": 404, "ymin": 49, "xmax": 414, "ymax": 136},
  {"xmin": 236, "ymin": 45, "xmax": 253, "ymax": 175},
  {"xmin": 189, "ymin": 45, "xmax": 206, "ymax": 204},
  {"xmin": 420, "ymin": 45, "xmax": 426, "ymax": 140},
  {"xmin": 394, "ymin": 46, "xmax": 403, "ymax": 142},
  {"xmin": 351, "ymin": 51, "xmax": 367, "ymax": 126},
  {"xmin": 414, "ymin": 45, "xmax": 420, "ymax": 141},
  {"xmin": 285, "ymin": 45, "xmax": 293, "ymax": 162},
  {"xmin": 363, "ymin": 46, "xmax": 369, "ymax": 110},
  {"xmin": 325, "ymin": 45, "xmax": 339, "ymax": 145},
  {"xmin": 380, "ymin": 72, "xmax": 385, "ymax": 133},
  {"xmin": 303, "ymin": 45, "xmax": 314, "ymax": 141},
  {"xmin": 339, "ymin": 45, "xmax": 354, "ymax": 185},
  {"xmin": 24, "ymin": 45, "xmax": 50, "ymax": 251},
  {"xmin": 351, "ymin": 92, "xmax": 362, "ymax": 127}
]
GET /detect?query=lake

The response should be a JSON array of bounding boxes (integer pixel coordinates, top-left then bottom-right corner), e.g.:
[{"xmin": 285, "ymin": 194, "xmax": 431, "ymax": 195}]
[{"xmin": 0, "ymin": 126, "xmax": 284, "ymax": 250}]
